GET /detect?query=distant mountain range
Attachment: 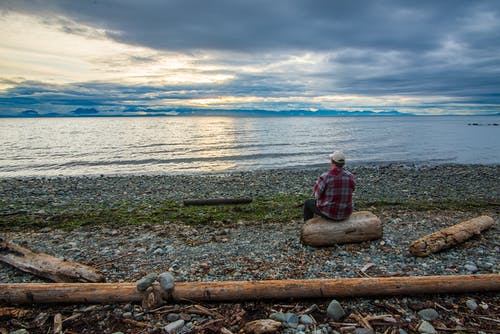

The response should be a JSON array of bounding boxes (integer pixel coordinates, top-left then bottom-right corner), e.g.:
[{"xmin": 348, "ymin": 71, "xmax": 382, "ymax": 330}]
[
  {"xmin": 2, "ymin": 108, "xmax": 418, "ymax": 117},
  {"xmin": 3, "ymin": 108, "xmax": 500, "ymax": 117}
]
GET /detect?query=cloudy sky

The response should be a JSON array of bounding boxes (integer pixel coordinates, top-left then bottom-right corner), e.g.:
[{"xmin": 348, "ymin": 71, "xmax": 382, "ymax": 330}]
[{"xmin": 1, "ymin": 0, "xmax": 499, "ymax": 116}]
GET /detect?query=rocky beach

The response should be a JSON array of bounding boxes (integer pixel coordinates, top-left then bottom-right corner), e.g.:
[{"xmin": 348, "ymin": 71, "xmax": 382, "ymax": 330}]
[{"xmin": 1, "ymin": 164, "xmax": 499, "ymax": 333}]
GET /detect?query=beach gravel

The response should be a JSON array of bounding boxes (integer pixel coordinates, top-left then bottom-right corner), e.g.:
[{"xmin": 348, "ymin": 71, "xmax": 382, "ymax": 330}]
[{"xmin": 0, "ymin": 164, "xmax": 499, "ymax": 333}]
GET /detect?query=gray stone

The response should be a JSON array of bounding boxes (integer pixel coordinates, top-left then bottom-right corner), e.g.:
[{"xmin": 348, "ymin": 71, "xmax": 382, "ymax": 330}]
[
  {"xmin": 269, "ymin": 312, "xmax": 286, "ymax": 322},
  {"xmin": 9, "ymin": 330, "xmax": 30, "ymax": 334},
  {"xmin": 417, "ymin": 308, "xmax": 439, "ymax": 321},
  {"xmin": 417, "ymin": 320, "xmax": 436, "ymax": 334},
  {"xmin": 152, "ymin": 247, "xmax": 165, "ymax": 255},
  {"xmin": 299, "ymin": 314, "xmax": 315, "ymax": 325},
  {"xmin": 479, "ymin": 302, "xmax": 489, "ymax": 310},
  {"xmin": 284, "ymin": 312, "xmax": 299, "ymax": 328},
  {"xmin": 164, "ymin": 319, "xmax": 185, "ymax": 334},
  {"xmin": 398, "ymin": 330, "xmax": 408, "ymax": 334},
  {"xmin": 122, "ymin": 303, "xmax": 133, "ymax": 311},
  {"xmin": 159, "ymin": 272, "xmax": 175, "ymax": 290},
  {"xmin": 353, "ymin": 329, "xmax": 374, "ymax": 334},
  {"xmin": 324, "ymin": 326, "xmax": 334, "ymax": 334},
  {"xmin": 464, "ymin": 263, "xmax": 478, "ymax": 272},
  {"xmin": 166, "ymin": 313, "xmax": 180, "ymax": 322},
  {"xmin": 326, "ymin": 300, "xmax": 345, "ymax": 321},
  {"xmin": 122, "ymin": 312, "xmax": 132, "ymax": 319},
  {"xmin": 297, "ymin": 324, "xmax": 306, "ymax": 331},
  {"xmin": 466, "ymin": 299, "xmax": 478, "ymax": 311},
  {"xmin": 136, "ymin": 273, "xmax": 158, "ymax": 292}
]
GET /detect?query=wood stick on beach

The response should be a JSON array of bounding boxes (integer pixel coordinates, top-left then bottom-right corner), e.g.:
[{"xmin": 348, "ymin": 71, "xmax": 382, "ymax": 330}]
[
  {"xmin": 0, "ymin": 238, "xmax": 105, "ymax": 283},
  {"xmin": 183, "ymin": 197, "xmax": 253, "ymax": 206},
  {"xmin": 408, "ymin": 215, "xmax": 495, "ymax": 257},
  {"xmin": 1, "ymin": 274, "xmax": 499, "ymax": 305}
]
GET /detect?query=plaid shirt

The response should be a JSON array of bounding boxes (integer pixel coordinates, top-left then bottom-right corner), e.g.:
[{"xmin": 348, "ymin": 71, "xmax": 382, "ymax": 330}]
[{"xmin": 313, "ymin": 167, "xmax": 355, "ymax": 220}]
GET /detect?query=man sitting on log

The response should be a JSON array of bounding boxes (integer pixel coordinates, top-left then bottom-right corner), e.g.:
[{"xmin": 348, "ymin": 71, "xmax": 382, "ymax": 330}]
[{"xmin": 304, "ymin": 150, "xmax": 355, "ymax": 222}]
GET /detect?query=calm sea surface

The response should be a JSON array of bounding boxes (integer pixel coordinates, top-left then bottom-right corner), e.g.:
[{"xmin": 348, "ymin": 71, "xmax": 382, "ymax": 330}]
[{"xmin": 0, "ymin": 116, "xmax": 499, "ymax": 177}]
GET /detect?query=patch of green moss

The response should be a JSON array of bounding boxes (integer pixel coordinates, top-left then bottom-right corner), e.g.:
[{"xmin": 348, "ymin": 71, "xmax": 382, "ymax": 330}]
[
  {"xmin": 1, "ymin": 195, "xmax": 495, "ymax": 232},
  {"xmin": 356, "ymin": 199, "xmax": 497, "ymax": 212}
]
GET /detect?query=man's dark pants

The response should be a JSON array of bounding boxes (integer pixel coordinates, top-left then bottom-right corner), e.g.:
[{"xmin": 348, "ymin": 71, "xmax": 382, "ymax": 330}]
[{"xmin": 304, "ymin": 199, "xmax": 331, "ymax": 221}]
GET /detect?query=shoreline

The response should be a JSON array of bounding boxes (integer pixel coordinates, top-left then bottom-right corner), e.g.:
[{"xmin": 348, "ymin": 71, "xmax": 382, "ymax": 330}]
[
  {"xmin": 1, "ymin": 161, "xmax": 500, "ymax": 179},
  {"xmin": 1, "ymin": 164, "xmax": 498, "ymax": 209},
  {"xmin": 1, "ymin": 163, "xmax": 498, "ymax": 280},
  {"xmin": 1, "ymin": 164, "xmax": 498, "ymax": 333}
]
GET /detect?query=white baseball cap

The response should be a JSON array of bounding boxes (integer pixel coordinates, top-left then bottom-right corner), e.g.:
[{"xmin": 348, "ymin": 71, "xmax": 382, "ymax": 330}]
[{"xmin": 329, "ymin": 150, "xmax": 345, "ymax": 163}]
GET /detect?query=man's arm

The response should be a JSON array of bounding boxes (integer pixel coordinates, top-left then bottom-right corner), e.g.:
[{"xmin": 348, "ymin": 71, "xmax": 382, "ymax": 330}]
[{"xmin": 313, "ymin": 174, "xmax": 326, "ymax": 199}]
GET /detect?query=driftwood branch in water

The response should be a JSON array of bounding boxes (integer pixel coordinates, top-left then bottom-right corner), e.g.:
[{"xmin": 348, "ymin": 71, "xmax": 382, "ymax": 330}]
[
  {"xmin": 1, "ymin": 274, "xmax": 499, "ymax": 305},
  {"xmin": 183, "ymin": 198, "xmax": 253, "ymax": 206},
  {"xmin": 0, "ymin": 238, "xmax": 105, "ymax": 283},
  {"xmin": 409, "ymin": 215, "xmax": 495, "ymax": 257}
]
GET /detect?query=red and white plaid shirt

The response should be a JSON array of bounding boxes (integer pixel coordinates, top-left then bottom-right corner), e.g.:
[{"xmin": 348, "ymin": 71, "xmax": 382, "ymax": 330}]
[{"xmin": 313, "ymin": 167, "xmax": 355, "ymax": 220}]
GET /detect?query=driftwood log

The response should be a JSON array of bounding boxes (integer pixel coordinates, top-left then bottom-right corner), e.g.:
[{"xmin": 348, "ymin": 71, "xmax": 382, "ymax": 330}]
[
  {"xmin": 183, "ymin": 198, "xmax": 253, "ymax": 206},
  {"xmin": 409, "ymin": 215, "xmax": 495, "ymax": 257},
  {"xmin": 0, "ymin": 238, "xmax": 104, "ymax": 283},
  {"xmin": 1, "ymin": 274, "xmax": 499, "ymax": 305},
  {"xmin": 301, "ymin": 211, "xmax": 382, "ymax": 246}
]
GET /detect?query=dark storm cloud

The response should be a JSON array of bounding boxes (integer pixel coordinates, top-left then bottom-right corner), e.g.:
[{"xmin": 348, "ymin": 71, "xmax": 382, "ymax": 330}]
[
  {"xmin": 1, "ymin": 0, "xmax": 500, "ymax": 114},
  {"xmin": 3, "ymin": 0, "xmax": 498, "ymax": 53}
]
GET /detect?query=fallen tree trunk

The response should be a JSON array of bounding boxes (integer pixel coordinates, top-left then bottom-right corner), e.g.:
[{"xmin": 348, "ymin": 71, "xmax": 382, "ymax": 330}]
[
  {"xmin": 409, "ymin": 215, "xmax": 495, "ymax": 257},
  {"xmin": 0, "ymin": 238, "xmax": 104, "ymax": 283},
  {"xmin": 183, "ymin": 198, "xmax": 253, "ymax": 206},
  {"xmin": 301, "ymin": 211, "xmax": 382, "ymax": 246},
  {"xmin": 1, "ymin": 274, "xmax": 498, "ymax": 305}
]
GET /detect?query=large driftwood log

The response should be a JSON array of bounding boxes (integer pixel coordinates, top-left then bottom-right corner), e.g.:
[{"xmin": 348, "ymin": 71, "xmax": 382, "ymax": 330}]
[
  {"xmin": 1, "ymin": 274, "xmax": 499, "ymax": 305},
  {"xmin": 183, "ymin": 198, "xmax": 252, "ymax": 206},
  {"xmin": 301, "ymin": 211, "xmax": 382, "ymax": 246},
  {"xmin": 409, "ymin": 215, "xmax": 495, "ymax": 257},
  {"xmin": 0, "ymin": 238, "xmax": 104, "ymax": 283}
]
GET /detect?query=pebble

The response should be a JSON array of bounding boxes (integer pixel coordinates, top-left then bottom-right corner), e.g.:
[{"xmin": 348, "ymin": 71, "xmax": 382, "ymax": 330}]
[
  {"xmin": 122, "ymin": 312, "xmax": 132, "ymax": 319},
  {"xmin": 299, "ymin": 314, "xmax": 315, "ymax": 325},
  {"xmin": 417, "ymin": 308, "xmax": 439, "ymax": 321},
  {"xmin": 136, "ymin": 273, "xmax": 158, "ymax": 291},
  {"xmin": 270, "ymin": 312, "xmax": 286, "ymax": 322},
  {"xmin": 153, "ymin": 248, "xmax": 165, "ymax": 255},
  {"xmin": 166, "ymin": 313, "xmax": 180, "ymax": 322},
  {"xmin": 464, "ymin": 263, "xmax": 478, "ymax": 272},
  {"xmin": 466, "ymin": 299, "xmax": 478, "ymax": 311},
  {"xmin": 296, "ymin": 324, "xmax": 306, "ymax": 331},
  {"xmin": 164, "ymin": 319, "xmax": 185, "ymax": 334},
  {"xmin": 479, "ymin": 302, "xmax": 489, "ymax": 310},
  {"xmin": 326, "ymin": 300, "xmax": 345, "ymax": 321},
  {"xmin": 284, "ymin": 313, "xmax": 299, "ymax": 328},
  {"xmin": 353, "ymin": 329, "xmax": 374, "ymax": 334},
  {"xmin": 159, "ymin": 272, "xmax": 175, "ymax": 290},
  {"xmin": 417, "ymin": 320, "xmax": 436, "ymax": 334}
]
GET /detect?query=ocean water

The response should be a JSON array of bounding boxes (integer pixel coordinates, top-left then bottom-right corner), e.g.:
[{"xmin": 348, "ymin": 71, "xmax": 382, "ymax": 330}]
[{"xmin": 0, "ymin": 116, "xmax": 499, "ymax": 177}]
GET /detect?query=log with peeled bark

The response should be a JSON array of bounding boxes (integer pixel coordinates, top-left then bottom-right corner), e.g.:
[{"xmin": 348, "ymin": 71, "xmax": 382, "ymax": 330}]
[
  {"xmin": 0, "ymin": 238, "xmax": 104, "ymax": 283},
  {"xmin": 1, "ymin": 274, "xmax": 499, "ymax": 305},
  {"xmin": 301, "ymin": 211, "xmax": 382, "ymax": 246},
  {"xmin": 409, "ymin": 215, "xmax": 495, "ymax": 257}
]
